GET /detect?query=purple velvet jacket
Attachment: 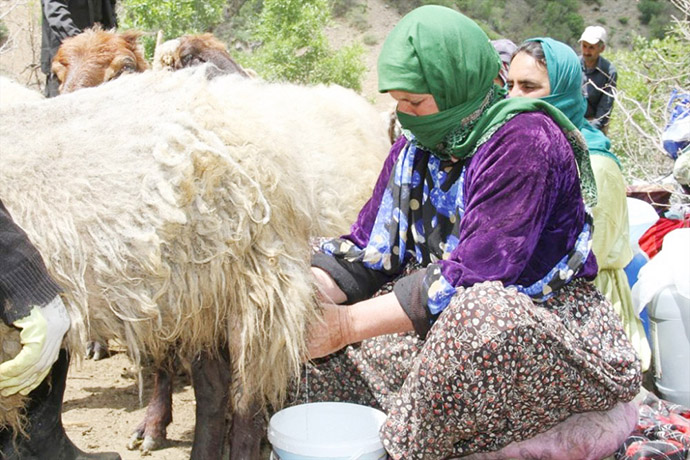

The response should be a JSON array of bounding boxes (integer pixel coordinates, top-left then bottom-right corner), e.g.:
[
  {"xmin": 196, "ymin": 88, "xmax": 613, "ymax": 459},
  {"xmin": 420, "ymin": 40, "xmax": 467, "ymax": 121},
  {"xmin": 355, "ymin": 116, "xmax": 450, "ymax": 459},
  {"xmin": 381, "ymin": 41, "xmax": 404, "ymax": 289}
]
[{"xmin": 313, "ymin": 112, "xmax": 598, "ymax": 336}]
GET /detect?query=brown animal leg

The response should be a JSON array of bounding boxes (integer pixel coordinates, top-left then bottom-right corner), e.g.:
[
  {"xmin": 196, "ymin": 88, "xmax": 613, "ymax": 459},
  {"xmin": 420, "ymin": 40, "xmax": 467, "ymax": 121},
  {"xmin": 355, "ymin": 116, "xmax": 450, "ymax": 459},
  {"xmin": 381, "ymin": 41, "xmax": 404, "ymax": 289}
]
[
  {"xmin": 127, "ymin": 354, "xmax": 175, "ymax": 453},
  {"xmin": 229, "ymin": 401, "xmax": 265, "ymax": 460},
  {"xmin": 190, "ymin": 349, "xmax": 232, "ymax": 460}
]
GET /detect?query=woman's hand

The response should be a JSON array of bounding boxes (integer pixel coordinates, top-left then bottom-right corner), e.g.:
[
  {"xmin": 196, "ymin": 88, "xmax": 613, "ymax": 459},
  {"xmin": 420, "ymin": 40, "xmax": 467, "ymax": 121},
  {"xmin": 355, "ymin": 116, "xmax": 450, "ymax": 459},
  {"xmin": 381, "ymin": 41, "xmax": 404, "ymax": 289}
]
[
  {"xmin": 305, "ymin": 290, "xmax": 415, "ymax": 360},
  {"xmin": 311, "ymin": 267, "xmax": 347, "ymax": 304},
  {"xmin": 306, "ymin": 302, "xmax": 353, "ymax": 360}
]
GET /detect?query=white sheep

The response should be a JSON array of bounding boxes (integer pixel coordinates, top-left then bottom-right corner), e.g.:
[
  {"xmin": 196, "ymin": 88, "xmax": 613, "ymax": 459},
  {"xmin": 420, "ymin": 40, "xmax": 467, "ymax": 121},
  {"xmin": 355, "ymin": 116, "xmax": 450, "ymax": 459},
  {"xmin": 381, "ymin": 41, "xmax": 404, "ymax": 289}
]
[
  {"xmin": 0, "ymin": 76, "xmax": 44, "ymax": 107},
  {"xmin": 0, "ymin": 68, "xmax": 389, "ymax": 457}
]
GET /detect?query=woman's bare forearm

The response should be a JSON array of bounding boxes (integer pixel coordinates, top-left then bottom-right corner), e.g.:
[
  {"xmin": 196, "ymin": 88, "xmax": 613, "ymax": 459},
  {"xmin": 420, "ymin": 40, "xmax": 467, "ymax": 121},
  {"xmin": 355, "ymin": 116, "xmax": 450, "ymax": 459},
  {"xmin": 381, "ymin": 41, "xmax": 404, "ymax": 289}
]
[{"xmin": 347, "ymin": 293, "xmax": 414, "ymax": 344}]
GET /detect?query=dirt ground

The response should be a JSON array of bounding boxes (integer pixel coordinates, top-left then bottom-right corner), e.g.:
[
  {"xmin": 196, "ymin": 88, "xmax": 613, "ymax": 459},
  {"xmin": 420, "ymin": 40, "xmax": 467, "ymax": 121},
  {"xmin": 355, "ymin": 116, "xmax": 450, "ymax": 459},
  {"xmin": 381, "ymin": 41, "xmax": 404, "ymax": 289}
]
[
  {"xmin": 63, "ymin": 347, "xmax": 195, "ymax": 460},
  {"xmin": 0, "ymin": 1, "xmax": 401, "ymax": 459}
]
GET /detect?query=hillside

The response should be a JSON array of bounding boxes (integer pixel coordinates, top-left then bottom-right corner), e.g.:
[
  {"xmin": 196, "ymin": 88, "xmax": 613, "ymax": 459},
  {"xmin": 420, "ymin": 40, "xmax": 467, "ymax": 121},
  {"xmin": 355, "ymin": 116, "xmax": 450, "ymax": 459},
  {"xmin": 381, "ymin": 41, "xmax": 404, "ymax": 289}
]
[
  {"xmin": 320, "ymin": 0, "xmax": 661, "ymax": 110},
  {"xmin": 0, "ymin": 0, "xmax": 667, "ymax": 103}
]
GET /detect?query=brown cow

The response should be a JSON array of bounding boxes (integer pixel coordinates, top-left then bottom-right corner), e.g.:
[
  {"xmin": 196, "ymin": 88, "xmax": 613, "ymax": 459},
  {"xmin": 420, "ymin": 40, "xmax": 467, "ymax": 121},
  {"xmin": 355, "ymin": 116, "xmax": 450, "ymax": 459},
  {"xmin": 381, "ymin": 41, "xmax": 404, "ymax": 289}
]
[{"xmin": 51, "ymin": 26, "xmax": 148, "ymax": 94}]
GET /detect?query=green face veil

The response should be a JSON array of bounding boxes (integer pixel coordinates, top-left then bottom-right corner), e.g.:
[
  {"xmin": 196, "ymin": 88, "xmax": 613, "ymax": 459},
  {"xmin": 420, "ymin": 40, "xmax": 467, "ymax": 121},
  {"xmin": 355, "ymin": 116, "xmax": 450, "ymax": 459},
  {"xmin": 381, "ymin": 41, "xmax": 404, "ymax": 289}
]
[
  {"xmin": 378, "ymin": 6, "xmax": 598, "ymax": 207},
  {"xmin": 377, "ymin": 5, "xmax": 503, "ymax": 155}
]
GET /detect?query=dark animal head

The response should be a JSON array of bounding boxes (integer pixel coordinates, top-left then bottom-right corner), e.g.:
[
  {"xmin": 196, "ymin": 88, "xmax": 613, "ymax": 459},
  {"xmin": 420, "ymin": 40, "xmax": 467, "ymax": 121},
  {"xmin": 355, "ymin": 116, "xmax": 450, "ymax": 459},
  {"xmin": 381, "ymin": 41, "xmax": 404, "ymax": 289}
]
[
  {"xmin": 173, "ymin": 34, "xmax": 249, "ymax": 78},
  {"xmin": 51, "ymin": 26, "xmax": 149, "ymax": 94}
]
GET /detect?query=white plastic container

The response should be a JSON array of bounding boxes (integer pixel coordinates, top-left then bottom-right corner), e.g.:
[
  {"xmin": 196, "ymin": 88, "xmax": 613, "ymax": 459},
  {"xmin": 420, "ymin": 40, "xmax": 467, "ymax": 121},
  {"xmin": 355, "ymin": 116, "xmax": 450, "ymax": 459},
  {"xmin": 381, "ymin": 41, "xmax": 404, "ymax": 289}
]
[
  {"xmin": 268, "ymin": 402, "xmax": 388, "ymax": 460},
  {"xmin": 648, "ymin": 285, "xmax": 690, "ymax": 407}
]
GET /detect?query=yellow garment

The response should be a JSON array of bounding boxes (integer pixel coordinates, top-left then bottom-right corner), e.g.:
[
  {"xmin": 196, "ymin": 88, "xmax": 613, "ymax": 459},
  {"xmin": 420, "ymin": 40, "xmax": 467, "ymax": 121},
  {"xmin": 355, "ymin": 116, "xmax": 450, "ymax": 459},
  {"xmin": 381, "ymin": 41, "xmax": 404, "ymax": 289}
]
[
  {"xmin": 0, "ymin": 306, "xmax": 51, "ymax": 396},
  {"xmin": 590, "ymin": 155, "xmax": 651, "ymax": 371}
]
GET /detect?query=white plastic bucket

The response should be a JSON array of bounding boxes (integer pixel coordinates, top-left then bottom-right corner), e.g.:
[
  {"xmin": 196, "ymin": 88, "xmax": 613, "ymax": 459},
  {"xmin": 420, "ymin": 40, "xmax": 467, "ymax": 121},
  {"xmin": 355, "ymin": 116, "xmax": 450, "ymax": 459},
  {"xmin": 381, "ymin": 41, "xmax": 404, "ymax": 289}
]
[{"xmin": 268, "ymin": 402, "xmax": 388, "ymax": 460}]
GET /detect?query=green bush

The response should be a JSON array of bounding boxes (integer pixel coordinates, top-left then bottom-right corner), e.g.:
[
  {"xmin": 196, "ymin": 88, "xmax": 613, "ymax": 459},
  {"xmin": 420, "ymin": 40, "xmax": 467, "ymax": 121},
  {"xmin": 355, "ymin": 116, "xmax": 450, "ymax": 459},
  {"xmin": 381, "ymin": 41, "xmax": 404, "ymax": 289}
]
[
  {"xmin": 647, "ymin": 14, "xmax": 671, "ymax": 39},
  {"xmin": 347, "ymin": 5, "xmax": 369, "ymax": 32},
  {"xmin": 118, "ymin": 0, "xmax": 226, "ymax": 58},
  {"xmin": 330, "ymin": 0, "xmax": 361, "ymax": 18},
  {"xmin": 388, "ymin": 0, "xmax": 423, "ymax": 16},
  {"xmin": 362, "ymin": 33, "xmax": 378, "ymax": 46},
  {"xmin": 212, "ymin": 0, "xmax": 263, "ymax": 47},
  {"xmin": 240, "ymin": 0, "xmax": 366, "ymax": 90},
  {"xmin": 637, "ymin": 0, "xmax": 664, "ymax": 25},
  {"xmin": 618, "ymin": 17, "xmax": 629, "ymax": 25}
]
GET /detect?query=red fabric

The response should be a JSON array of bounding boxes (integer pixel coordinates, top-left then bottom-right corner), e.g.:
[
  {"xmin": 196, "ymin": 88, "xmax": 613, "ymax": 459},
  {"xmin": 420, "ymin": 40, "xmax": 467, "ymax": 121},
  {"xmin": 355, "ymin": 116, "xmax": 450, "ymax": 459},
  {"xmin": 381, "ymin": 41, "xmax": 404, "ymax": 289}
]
[
  {"xmin": 616, "ymin": 392, "xmax": 690, "ymax": 460},
  {"xmin": 638, "ymin": 216, "xmax": 690, "ymax": 259}
]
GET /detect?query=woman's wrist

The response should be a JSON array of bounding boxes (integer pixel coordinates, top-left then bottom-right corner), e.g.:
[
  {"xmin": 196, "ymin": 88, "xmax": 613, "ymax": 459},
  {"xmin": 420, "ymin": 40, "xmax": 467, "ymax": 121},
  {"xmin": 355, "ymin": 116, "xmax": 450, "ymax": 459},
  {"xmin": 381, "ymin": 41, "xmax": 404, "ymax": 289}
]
[{"xmin": 337, "ymin": 304, "xmax": 355, "ymax": 348}]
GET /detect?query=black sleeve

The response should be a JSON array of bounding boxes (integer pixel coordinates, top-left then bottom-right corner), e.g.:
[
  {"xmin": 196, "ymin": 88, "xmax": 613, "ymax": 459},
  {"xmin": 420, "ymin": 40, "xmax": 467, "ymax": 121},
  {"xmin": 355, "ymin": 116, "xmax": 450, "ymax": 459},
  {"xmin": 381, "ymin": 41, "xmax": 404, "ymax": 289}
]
[
  {"xmin": 393, "ymin": 269, "xmax": 434, "ymax": 338},
  {"xmin": 0, "ymin": 200, "xmax": 61, "ymax": 325},
  {"xmin": 311, "ymin": 252, "xmax": 396, "ymax": 304},
  {"xmin": 41, "ymin": 0, "xmax": 82, "ymax": 41}
]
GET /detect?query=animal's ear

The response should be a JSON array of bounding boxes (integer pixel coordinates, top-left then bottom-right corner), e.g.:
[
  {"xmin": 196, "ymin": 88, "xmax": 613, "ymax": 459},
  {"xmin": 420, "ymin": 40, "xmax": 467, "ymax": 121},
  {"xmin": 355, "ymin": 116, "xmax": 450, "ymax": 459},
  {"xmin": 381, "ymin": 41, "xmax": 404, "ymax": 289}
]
[
  {"xmin": 120, "ymin": 30, "xmax": 150, "ymax": 71},
  {"xmin": 121, "ymin": 30, "xmax": 144, "ymax": 48}
]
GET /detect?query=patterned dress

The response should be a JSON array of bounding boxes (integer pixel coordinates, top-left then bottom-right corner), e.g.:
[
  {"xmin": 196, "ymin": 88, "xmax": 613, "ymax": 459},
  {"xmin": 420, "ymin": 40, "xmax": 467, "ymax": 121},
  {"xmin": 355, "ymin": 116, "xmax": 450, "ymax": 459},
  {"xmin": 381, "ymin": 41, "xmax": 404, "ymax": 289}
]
[{"xmin": 302, "ymin": 112, "xmax": 641, "ymax": 459}]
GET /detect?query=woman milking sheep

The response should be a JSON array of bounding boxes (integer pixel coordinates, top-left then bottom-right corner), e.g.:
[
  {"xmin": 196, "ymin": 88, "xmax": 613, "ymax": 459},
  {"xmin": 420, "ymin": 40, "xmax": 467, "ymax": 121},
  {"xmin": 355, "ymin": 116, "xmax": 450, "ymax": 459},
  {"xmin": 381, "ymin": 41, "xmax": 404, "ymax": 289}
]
[{"xmin": 296, "ymin": 6, "xmax": 641, "ymax": 459}]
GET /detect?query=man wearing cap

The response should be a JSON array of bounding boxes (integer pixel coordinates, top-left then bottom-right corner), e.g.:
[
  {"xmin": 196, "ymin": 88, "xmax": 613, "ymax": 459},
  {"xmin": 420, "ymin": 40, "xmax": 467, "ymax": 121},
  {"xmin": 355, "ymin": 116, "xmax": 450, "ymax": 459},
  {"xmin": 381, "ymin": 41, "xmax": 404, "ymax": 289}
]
[{"xmin": 579, "ymin": 25, "xmax": 617, "ymax": 133}]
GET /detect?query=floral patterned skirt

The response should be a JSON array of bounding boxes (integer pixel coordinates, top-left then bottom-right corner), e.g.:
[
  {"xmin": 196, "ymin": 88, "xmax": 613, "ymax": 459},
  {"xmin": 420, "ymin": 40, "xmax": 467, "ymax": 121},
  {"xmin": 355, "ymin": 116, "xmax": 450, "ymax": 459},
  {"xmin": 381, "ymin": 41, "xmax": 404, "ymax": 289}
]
[{"xmin": 289, "ymin": 278, "xmax": 641, "ymax": 459}]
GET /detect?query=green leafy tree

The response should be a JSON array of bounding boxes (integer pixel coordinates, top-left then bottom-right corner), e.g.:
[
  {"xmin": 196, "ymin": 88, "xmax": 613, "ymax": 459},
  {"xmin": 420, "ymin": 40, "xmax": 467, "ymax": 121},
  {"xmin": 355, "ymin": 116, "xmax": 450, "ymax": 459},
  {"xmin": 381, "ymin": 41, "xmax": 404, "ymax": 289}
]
[
  {"xmin": 638, "ymin": 0, "xmax": 665, "ymax": 24},
  {"xmin": 118, "ymin": 0, "xmax": 226, "ymax": 58},
  {"xmin": 241, "ymin": 0, "xmax": 365, "ymax": 90}
]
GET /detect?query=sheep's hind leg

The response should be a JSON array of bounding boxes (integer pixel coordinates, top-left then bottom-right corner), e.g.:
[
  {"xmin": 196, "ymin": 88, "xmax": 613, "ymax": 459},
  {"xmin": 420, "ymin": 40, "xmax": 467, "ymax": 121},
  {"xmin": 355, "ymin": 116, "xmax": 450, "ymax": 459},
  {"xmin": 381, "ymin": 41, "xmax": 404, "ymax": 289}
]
[
  {"xmin": 190, "ymin": 349, "xmax": 232, "ymax": 460},
  {"xmin": 127, "ymin": 364, "xmax": 174, "ymax": 453}
]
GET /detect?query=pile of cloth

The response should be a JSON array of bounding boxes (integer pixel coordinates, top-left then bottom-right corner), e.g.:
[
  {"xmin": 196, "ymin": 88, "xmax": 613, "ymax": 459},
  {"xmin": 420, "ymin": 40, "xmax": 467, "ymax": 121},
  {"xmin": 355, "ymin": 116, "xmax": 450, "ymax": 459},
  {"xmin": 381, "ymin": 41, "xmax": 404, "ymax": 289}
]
[{"xmin": 616, "ymin": 390, "xmax": 690, "ymax": 460}]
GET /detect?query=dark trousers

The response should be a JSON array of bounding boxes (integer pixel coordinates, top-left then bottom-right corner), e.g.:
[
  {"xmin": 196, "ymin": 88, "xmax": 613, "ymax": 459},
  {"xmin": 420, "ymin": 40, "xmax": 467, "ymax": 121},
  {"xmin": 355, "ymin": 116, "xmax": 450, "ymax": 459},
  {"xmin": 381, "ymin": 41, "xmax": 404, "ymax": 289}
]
[{"xmin": 45, "ymin": 73, "xmax": 59, "ymax": 98}]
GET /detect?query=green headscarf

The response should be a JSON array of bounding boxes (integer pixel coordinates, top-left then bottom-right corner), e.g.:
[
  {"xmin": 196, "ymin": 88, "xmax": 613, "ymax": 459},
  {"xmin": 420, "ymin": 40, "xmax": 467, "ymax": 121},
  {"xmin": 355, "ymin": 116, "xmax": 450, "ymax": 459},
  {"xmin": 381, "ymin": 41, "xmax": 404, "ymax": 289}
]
[
  {"xmin": 528, "ymin": 37, "xmax": 622, "ymax": 169},
  {"xmin": 377, "ymin": 5, "xmax": 597, "ymax": 206}
]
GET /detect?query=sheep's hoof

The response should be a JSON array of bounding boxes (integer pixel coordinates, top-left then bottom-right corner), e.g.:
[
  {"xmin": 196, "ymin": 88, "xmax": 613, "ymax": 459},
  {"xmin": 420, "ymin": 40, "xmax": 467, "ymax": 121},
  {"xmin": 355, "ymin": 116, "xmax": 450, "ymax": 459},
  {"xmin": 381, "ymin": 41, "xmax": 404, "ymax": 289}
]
[
  {"xmin": 85, "ymin": 341, "xmax": 111, "ymax": 360},
  {"xmin": 140, "ymin": 436, "xmax": 159, "ymax": 455},
  {"xmin": 126, "ymin": 432, "xmax": 142, "ymax": 451},
  {"xmin": 127, "ymin": 432, "xmax": 162, "ymax": 454}
]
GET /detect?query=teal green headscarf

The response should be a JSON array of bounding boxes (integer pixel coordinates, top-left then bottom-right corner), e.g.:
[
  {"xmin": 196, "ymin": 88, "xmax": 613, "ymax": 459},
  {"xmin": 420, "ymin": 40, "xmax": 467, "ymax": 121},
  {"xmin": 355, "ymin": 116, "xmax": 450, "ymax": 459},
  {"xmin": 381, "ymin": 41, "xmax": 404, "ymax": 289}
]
[
  {"xmin": 527, "ymin": 37, "xmax": 622, "ymax": 169},
  {"xmin": 377, "ymin": 5, "xmax": 597, "ymax": 206}
]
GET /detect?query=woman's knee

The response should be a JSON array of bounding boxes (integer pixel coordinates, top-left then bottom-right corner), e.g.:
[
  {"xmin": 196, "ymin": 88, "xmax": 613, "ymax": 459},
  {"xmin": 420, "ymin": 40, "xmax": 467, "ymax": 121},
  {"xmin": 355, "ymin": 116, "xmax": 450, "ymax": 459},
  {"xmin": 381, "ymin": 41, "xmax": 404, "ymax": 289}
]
[{"xmin": 430, "ymin": 281, "xmax": 535, "ymax": 341}]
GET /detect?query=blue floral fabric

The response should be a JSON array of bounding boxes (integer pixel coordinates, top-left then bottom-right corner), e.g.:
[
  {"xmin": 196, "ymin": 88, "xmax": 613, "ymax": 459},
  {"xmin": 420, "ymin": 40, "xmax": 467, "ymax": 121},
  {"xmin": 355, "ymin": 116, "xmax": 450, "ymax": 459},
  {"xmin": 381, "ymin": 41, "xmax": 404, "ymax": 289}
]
[{"xmin": 322, "ymin": 136, "xmax": 594, "ymax": 316}]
